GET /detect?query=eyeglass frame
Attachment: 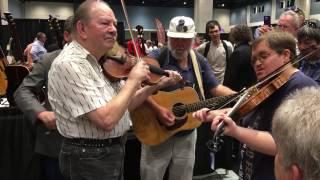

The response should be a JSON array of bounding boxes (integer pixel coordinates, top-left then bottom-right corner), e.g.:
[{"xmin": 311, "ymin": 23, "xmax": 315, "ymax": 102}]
[
  {"xmin": 302, "ymin": 21, "xmax": 318, "ymax": 29},
  {"xmin": 285, "ymin": 6, "xmax": 305, "ymax": 17}
]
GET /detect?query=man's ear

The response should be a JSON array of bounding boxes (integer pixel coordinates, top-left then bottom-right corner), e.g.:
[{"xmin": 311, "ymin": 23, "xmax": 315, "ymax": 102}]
[
  {"xmin": 77, "ymin": 20, "xmax": 88, "ymax": 40},
  {"xmin": 290, "ymin": 164, "xmax": 303, "ymax": 180},
  {"xmin": 282, "ymin": 49, "xmax": 292, "ymax": 63}
]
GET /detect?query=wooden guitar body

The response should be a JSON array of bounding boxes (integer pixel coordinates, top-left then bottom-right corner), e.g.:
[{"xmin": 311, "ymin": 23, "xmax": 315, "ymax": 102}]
[
  {"xmin": 0, "ymin": 47, "xmax": 8, "ymax": 96},
  {"xmin": 0, "ymin": 62, "xmax": 7, "ymax": 96},
  {"xmin": 130, "ymin": 87, "xmax": 201, "ymax": 145},
  {"xmin": 5, "ymin": 65, "xmax": 30, "ymax": 105}
]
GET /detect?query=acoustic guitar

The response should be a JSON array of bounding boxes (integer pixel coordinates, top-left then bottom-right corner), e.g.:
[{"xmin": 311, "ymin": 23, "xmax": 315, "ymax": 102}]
[
  {"xmin": 130, "ymin": 87, "xmax": 238, "ymax": 145},
  {"xmin": 3, "ymin": 12, "xmax": 31, "ymax": 106},
  {"xmin": 0, "ymin": 46, "xmax": 8, "ymax": 96}
]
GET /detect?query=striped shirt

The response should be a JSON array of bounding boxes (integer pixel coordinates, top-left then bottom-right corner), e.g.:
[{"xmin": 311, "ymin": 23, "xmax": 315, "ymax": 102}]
[{"xmin": 48, "ymin": 41, "xmax": 130, "ymax": 139}]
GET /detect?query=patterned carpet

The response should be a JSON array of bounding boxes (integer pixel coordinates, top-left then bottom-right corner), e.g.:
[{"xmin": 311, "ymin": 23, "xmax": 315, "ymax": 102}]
[{"xmin": 193, "ymin": 169, "xmax": 239, "ymax": 180}]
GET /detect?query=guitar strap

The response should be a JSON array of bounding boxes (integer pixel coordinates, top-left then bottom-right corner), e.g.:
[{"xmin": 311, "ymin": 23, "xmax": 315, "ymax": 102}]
[{"xmin": 190, "ymin": 50, "xmax": 205, "ymax": 100}]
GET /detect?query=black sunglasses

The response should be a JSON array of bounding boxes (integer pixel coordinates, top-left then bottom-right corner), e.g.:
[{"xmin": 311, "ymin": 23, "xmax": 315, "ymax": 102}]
[{"xmin": 302, "ymin": 21, "xmax": 318, "ymax": 29}]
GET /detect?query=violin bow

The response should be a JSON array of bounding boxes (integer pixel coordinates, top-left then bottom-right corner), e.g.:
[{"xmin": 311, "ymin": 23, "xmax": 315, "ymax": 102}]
[{"xmin": 120, "ymin": 0, "xmax": 141, "ymax": 60}]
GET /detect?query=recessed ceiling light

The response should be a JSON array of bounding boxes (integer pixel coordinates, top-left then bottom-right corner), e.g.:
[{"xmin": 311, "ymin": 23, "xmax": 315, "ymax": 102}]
[
  {"xmin": 221, "ymin": 3, "xmax": 225, "ymax": 7},
  {"xmin": 183, "ymin": 1, "xmax": 187, "ymax": 5},
  {"xmin": 142, "ymin": 1, "xmax": 145, "ymax": 4}
]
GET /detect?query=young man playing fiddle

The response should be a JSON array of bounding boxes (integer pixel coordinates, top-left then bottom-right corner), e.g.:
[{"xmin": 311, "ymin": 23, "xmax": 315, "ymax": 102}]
[{"xmin": 193, "ymin": 31, "xmax": 317, "ymax": 180}]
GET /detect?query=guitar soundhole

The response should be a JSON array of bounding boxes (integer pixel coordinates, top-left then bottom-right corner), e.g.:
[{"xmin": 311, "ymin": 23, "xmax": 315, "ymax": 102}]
[
  {"xmin": 165, "ymin": 103, "xmax": 187, "ymax": 131},
  {"xmin": 172, "ymin": 103, "xmax": 186, "ymax": 118}
]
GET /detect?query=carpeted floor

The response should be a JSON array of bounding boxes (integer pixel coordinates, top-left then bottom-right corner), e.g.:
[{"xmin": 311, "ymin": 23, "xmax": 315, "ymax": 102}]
[{"xmin": 193, "ymin": 169, "xmax": 239, "ymax": 180}]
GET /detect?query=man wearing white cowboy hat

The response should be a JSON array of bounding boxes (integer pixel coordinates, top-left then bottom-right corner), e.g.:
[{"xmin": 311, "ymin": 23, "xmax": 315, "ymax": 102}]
[{"xmin": 140, "ymin": 16, "xmax": 235, "ymax": 180}]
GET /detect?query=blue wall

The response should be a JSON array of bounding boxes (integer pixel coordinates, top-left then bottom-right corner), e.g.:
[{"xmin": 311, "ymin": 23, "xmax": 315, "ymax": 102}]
[
  {"xmin": 275, "ymin": 0, "xmax": 289, "ymax": 19},
  {"xmin": 230, "ymin": 7, "xmax": 247, "ymax": 25},
  {"xmin": 310, "ymin": 0, "xmax": 320, "ymax": 15},
  {"xmin": 8, "ymin": 0, "xmax": 25, "ymax": 19},
  {"xmin": 111, "ymin": 5, "xmax": 193, "ymax": 30},
  {"xmin": 250, "ymin": 1, "xmax": 272, "ymax": 23}
]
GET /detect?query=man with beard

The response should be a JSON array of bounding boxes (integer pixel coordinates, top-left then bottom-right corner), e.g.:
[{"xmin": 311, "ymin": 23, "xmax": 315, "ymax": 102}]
[{"xmin": 140, "ymin": 16, "xmax": 235, "ymax": 180}]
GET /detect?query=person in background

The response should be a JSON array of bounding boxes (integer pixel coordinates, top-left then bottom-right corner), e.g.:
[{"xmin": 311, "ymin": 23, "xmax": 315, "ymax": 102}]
[
  {"xmin": 297, "ymin": 19, "xmax": 320, "ymax": 84},
  {"xmin": 192, "ymin": 34, "xmax": 202, "ymax": 49},
  {"xmin": 140, "ymin": 16, "xmax": 235, "ymax": 180},
  {"xmin": 193, "ymin": 32, "xmax": 317, "ymax": 180},
  {"xmin": 145, "ymin": 39, "xmax": 157, "ymax": 55},
  {"xmin": 255, "ymin": 9, "xmax": 302, "ymax": 39},
  {"xmin": 30, "ymin": 32, "xmax": 47, "ymax": 63},
  {"xmin": 286, "ymin": 6, "xmax": 305, "ymax": 27},
  {"xmin": 224, "ymin": 24, "xmax": 257, "ymax": 91},
  {"xmin": 127, "ymin": 24, "xmax": 146, "ymax": 57},
  {"xmin": 47, "ymin": 1, "xmax": 180, "ymax": 179},
  {"xmin": 14, "ymin": 15, "xmax": 74, "ymax": 180},
  {"xmin": 272, "ymin": 86, "xmax": 320, "ymax": 180},
  {"xmin": 196, "ymin": 20, "xmax": 233, "ymax": 84},
  {"xmin": 24, "ymin": 38, "xmax": 36, "ymax": 64}
]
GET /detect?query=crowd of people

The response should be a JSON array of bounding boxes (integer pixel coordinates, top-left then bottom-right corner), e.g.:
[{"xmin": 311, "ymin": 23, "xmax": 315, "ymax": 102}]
[{"xmin": 12, "ymin": 0, "xmax": 320, "ymax": 180}]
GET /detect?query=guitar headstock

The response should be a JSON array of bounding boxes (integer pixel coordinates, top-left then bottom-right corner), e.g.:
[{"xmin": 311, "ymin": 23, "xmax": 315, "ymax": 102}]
[
  {"xmin": 48, "ymin": 15, "xmax": 61, "ymax": 32},
  {"xmin": 48, "ymin": 15, "xmax": 55, "ymax": 31},
  {"xmin": 48, "ymin": 15, "xmax": 63, "ymax": 49}
]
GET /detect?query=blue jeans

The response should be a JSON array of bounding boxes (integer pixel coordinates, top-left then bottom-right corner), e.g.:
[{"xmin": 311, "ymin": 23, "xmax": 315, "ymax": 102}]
[{"xmin": 59, "ymin": 138, "xmax": 126, "ymax": 180}]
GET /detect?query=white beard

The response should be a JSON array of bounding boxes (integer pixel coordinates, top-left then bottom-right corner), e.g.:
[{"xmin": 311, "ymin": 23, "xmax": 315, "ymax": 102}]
[{"xmin": 168, "ymin": 43, "xmax": 190, "ymax": 60}]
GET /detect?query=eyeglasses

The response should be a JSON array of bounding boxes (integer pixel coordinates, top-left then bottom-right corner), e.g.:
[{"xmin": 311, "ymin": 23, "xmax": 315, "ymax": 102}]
[
  {"xmin": 251, "ymin": 52, "xmax": 278, "ymax": 65},
  {"xmin": 285, "ymin": 6, "xmax": 304, "ymax": 16},
  {"xmin": 302, "ymin": 21, "xmax": 318, "ymax": 29}
]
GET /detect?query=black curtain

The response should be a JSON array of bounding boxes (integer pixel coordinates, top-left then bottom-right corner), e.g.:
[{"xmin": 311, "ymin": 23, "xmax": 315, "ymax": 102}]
[
  {"xmin": 1, "ymin": 18, "xmax": 62, "ymax": 57},
  {"xmin": 0, "ymin": 19, "xmax": 125, "ymax": 57},
  {"xmin": 0, "ymin": 107, "xmax": 42, "ymax": 180}
]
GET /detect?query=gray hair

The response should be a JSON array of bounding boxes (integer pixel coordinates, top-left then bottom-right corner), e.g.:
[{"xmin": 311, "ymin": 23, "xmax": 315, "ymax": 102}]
[
  {"xmin": 279, "ymin": 10, "xmax": 300, "ymax": 29},
  {"xmin": 297, "ymin": 19, "xmax": 320, "ymax": 43},
  {"xmin": 72, "ymin": 0, "xmax": 110, "ymax": 33},
  {"xmin": 272, "ymin": 86, "xmax": 320, "ymax": 180}
]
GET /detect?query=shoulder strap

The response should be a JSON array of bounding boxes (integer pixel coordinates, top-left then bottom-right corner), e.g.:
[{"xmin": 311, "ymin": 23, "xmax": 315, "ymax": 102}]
[
  {"xmin": 203, "ymin": 41, "xmax": 210, "ymax": 58},
  {"xmin": 190, "ymin": 50, "xmax": 205, "ymax": 100},
  {"xmin": 157, "ymin": 47, "xmax": 169, "ymax": 67},
  {"xmin": 221, "ymin": 40, "xmax": 229, "ymax": 59}
]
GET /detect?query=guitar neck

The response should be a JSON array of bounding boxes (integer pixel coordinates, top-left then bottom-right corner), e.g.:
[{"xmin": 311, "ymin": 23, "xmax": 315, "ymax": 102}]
[
  {"xmin": 12, "ymin": 32, "xmax": 24, "ymax": 62},
  {"xmin": 4, "ymin": 13, "xmax": 25, "ymax": 63},
  {"xmin": 175, "ymin": 93, "xmax": 239, "ymax": 114}
]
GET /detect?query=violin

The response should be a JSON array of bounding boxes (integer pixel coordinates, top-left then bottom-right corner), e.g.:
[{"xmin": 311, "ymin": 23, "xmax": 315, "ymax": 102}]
[
  {"xmin": 206, "ymin": 67, "xmax": 297, "ymax": 152},
  {"xmin": 99, "ymin": 43, "xmax": 168, "ymax": 84}
]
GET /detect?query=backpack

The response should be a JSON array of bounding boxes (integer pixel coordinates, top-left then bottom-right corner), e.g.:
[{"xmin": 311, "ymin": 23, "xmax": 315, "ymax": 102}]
[{"xmin": 203, "ymin": 40, "xmax": 229, "ymax": 60}]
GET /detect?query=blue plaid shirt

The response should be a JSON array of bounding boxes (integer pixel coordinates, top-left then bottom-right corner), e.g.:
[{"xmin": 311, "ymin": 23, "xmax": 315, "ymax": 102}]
[{"xmin": 300, "ymin": 59, "xmax": 320, "ymax": 85}]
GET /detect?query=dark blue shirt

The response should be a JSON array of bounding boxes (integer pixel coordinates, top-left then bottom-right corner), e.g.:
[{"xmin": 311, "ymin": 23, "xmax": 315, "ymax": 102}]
[
  {"xmin": 239, "ymin": 71, "xmax": 318, "ymax": 180},
  {"xmin": 149, "ymin": 48, "xmax": 219, "ymax": 98},
  {"xmin": 300, "ymin": 59, "xmax": 320, "ymax": 85}
]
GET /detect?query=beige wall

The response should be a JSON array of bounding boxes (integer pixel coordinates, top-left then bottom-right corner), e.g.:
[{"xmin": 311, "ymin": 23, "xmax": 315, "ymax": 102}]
[{"xmin": 25, "ymin": 1, "xmax": 73, "ymax": 19}]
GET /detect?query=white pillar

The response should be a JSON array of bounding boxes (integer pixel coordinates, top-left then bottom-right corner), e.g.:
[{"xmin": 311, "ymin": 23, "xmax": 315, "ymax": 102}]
[
  {"xmin": 194, "ymin": 0, "xmax": 213, "ymax": 33},
  {"xmin": 0, "ymin": 0, "xmax": 8, "ymax": 14}
]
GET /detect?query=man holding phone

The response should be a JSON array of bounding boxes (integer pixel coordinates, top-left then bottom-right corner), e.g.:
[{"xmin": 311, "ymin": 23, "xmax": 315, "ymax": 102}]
[{"xmin": 255, "ymin": 10, "xmax": 301, "ymax": 39}]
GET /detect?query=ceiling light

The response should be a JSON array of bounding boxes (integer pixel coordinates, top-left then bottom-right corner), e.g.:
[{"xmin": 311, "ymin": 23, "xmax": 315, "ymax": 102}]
[
  {"xmin": 183, "ymin": 1, "xmax": 187, "ymax": 5},
  {"xmin": 142, "ymin": 1, "xmax": 145, "ymax": 4},
  {"xmin": 221, "ymin": 3, "xmax": 225, "ymax": 7}
]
